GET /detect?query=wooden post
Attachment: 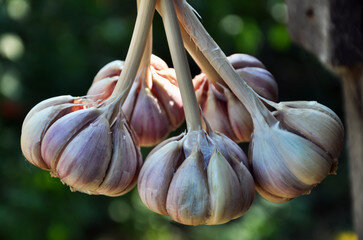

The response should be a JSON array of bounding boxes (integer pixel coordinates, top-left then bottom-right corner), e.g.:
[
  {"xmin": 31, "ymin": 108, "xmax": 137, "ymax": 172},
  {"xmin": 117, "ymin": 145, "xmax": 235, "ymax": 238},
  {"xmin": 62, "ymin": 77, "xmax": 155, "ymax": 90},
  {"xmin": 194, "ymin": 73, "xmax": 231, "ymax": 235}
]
[{"xmin": 285, "ymin": 0, "xmax": 363, "ymax": 238}]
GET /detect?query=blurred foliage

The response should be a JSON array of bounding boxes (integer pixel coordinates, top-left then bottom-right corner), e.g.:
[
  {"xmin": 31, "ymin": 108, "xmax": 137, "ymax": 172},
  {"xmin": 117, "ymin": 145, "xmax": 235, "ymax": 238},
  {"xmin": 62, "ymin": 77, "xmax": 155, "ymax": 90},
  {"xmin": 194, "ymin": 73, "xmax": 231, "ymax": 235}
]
[{"xmin": 0, "ymin": 0, "xmax": 353, "ymax": 239}]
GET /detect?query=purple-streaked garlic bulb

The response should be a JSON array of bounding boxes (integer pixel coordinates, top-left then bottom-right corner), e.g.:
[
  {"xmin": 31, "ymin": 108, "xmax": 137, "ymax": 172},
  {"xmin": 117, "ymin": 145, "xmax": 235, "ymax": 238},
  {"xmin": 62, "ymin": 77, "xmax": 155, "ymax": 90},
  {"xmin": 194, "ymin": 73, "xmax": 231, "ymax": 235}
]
[
  {"xmin": 138, "ymin": 127, "xmax": 254, "ymax": 225},
  {"xmin": 194, "ymin": 53, "xmax": 278, "ymax": 142},
  {"xmin": 21, "ymin": 96, "xmax": 142, "ymax": 196},
  {"xmin": 249, "ymin": 101, "xmax": 344, "ymax": 203},
  {"xmin": 87, "ymin": 55, "xmax": 184, "ymax": 146}
]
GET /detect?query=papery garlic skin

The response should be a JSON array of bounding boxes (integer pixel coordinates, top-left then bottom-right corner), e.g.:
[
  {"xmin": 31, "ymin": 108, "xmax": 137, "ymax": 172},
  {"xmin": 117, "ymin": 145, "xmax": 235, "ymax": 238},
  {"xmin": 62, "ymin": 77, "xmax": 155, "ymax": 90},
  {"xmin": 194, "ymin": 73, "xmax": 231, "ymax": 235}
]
[
  {"xmin": 194, "ymin": 53, "xmax": 278, "ymax": 142},
  {"xmin": 138, "ymin": 130, "xmax": 254, "ymax": 225},
  {"xmin": 21, "ymin": 95, "xmax": 142, "ymax": 196},
  {"xmin": 87, "ymin": 55, "xmax": 184, "ymax": 146},
  {"xmin": 272, "ymin": 101, "xmax": 344, "ymax": 167}
]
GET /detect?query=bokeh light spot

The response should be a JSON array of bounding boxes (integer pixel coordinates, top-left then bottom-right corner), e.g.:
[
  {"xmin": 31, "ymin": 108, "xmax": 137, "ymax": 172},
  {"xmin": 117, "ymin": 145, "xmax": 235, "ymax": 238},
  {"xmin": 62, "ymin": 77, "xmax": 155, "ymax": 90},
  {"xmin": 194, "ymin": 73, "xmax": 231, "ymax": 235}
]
[
  {"xmin": 220, "ymin": 14, "xmax": 244, "ymax": 36},
  {"xmin": 236, "ymin": 21, "xmax": 263, "ymax": 55},
  {"xmin": 0, "ymin": 33, "xmax": 25, "ymax": 61},
  {"xmin": 7, "ymin": 0, "xmax": 30, "ymax": 20},
  {"xmin": 271, "ymin": 3, "xmax": 288, "ymax": 23},
  {"xmin": 268, "ymin": 24, "xmax": 291, "ymax": 51},
  {"xmin": 0, "ymin": 70, "xmax": 22, "ymax": 99}
]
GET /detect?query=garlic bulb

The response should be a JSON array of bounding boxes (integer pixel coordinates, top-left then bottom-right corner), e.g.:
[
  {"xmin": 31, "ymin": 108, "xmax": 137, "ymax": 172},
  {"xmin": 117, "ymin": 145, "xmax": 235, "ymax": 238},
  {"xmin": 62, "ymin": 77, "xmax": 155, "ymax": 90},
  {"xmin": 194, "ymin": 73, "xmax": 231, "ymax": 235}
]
[
  {"xmin": 249, "ymin": 100, "xmax": 344, "ymax": 203},
  {"xmin": 194, "ymin": 53, "xmax": 278, "ymax": 142},
  {"xmin": 87, "ymin": 55, "xmax": 184, "ymax": 146},
  {"xmin": 138, "ymin": 128, "xmax": 254, "ymax": 225},
  {"xmin": 21, "ymin": 96, "xmax": 142, "ymax": 196}
]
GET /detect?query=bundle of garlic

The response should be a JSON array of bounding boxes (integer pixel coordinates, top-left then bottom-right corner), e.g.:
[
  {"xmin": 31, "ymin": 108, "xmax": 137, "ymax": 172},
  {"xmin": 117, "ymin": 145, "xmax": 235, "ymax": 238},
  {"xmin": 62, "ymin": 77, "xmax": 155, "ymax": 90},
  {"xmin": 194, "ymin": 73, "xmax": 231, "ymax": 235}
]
[
  {"xmin": 87, "ymin": 37, "xmax": 184, "ymax": 146},
  {"xmin": 171, "ymin": 0, "xmax": 344, "ymax": 203},
  {"xmin": 20, "ymin": 0, "xmax": 157, "ymax": 196},
  {"xmin": 20, "ymin": 0, "xmax": 344, "ymax": 227}
]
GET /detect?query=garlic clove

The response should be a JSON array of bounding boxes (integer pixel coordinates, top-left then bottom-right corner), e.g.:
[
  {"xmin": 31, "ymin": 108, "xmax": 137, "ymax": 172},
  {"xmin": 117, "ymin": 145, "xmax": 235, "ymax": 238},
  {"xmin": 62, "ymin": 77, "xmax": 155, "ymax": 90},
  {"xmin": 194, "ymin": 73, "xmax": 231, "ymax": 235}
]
[
  {"xmin": 193, "ymin": 73, "xmax": 208, "ymax": 107},
  {"xmin": 113, "ymin": 120, "xmax": 143, "ymax": 195},
  {"xmin": 224, "ymin": 87, "xmax": 253, "ymax": 142},
  {"xmin": 138, "ymin": 141, "xmax": 184, "ymax": 215},
  {"xmin": 41, "ymin": 108, "xmax": 103, "ymax": 170},
  {"xmin": 209, "ymin": 133, "xmax": 255, "ymax": 218},
  {"xmin": 55, "ymin": 116, "xmax": 112, "ymax": 192},
  {"xmin": 129, "ymin": 87, "xmax": 171, "ymax": 146},
  {"xmin": 230, "ymin": 160, "xmax": 255, "ymax": 217},
  {"xmin": 202, "ymin": 85, "xmax": 237, "ymax": 141},
  {"xmin": 206, "ymin": 150, "xmax": 243, "ymax": 225},
  {"xmin": 96, "ymin": 114, "xmax": 142, "ymax": 196},
  {"xmin": 166, "ymin": 149, "xmax": 210, "ymax": 225},
  {"xmin": 93, "ymin": 60, "xmax": 124, "ymax": 83}
]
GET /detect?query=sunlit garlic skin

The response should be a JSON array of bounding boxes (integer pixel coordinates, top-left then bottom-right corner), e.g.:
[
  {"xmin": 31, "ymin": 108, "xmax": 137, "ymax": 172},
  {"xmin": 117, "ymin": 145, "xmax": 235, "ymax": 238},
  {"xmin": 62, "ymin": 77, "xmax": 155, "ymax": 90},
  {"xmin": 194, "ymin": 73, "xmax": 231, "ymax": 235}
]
[
  {"xmin": 87, "ymin": 55, "xmax": 184, "ymax": 146},
  {"xmin": 272, "ymin": 101, "xmax": 344, "ymax": 167},
  {"xmin": 21, "ymin": 95, "xmax": 86, "ymax": 170},
  {"xmin": 21, "ymin": 96, "xmax": 142, "ymax": 196},
  {"xmin": 250, "ymin": 101, "xmax": 343, "ymax": 203},
  {"xmin": 138, "ymin": 129, "xmax": 254, "ymax": 226},
  {"xmin": 194, "ymin": 53, "xmax": 278, "ymax": 142}
]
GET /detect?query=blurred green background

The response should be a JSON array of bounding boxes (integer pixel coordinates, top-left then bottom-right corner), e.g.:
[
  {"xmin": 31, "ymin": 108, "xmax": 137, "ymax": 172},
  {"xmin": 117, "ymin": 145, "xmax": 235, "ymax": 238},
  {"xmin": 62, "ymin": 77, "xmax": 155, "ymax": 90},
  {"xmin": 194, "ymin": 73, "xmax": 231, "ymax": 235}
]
[{"xmin": 0, "ymin": 0, "xmax": 356, "ymax": 239}]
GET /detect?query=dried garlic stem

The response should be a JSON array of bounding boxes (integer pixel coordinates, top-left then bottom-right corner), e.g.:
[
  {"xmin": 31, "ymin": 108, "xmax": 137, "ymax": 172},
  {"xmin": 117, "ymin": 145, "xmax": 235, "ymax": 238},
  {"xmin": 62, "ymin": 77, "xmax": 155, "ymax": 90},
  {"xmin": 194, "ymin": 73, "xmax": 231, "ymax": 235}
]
[
  {"xmin": 174, "ymin": 0, "xmax": 277, "ymax": 128},
  {"xmin": 160, "ymin": 0, "xmax": 201, "ymax": 131},
  {"xmin": 110, "ymin": 0, "xmax": 156, "ymax": 101},
  {"xmin": 180, "ymin": 25, "xmax": 225, "ymax": 87}
]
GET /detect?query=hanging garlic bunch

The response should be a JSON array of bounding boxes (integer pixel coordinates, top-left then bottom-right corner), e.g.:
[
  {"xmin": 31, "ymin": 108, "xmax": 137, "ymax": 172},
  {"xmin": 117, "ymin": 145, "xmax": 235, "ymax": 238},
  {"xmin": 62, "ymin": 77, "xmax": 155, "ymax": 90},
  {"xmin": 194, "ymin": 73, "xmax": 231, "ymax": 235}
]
[
  {"xmin": 87, "ymin": 34, "xmax": 184, "ymax": 147},
  {"xmin": 193, "ymin": 53, "xmax": 278, "ymax": 142},
  {"xmin": 20, "ymin": 0, "xmax": 157, "ymax": 196},
  {"xmin": 138, "ymin": 0, "xmax": 254, "ymax": 225},
  {"xmin": 172, "ymin": 0, "xmax": 344, "ymax": 203}
]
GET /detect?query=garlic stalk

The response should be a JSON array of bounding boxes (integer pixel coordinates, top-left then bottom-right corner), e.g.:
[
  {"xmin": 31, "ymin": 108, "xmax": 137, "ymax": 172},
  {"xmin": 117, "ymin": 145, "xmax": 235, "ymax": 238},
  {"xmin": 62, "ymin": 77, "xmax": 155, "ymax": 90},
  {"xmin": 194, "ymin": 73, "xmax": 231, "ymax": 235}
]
[
  {"xmin": 110, "ymin": 0, "xmax": 157, "ymax": 101},
  {"xmin": 159, "ymin": 0, "xmax": 201, "ymax": 131}
]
